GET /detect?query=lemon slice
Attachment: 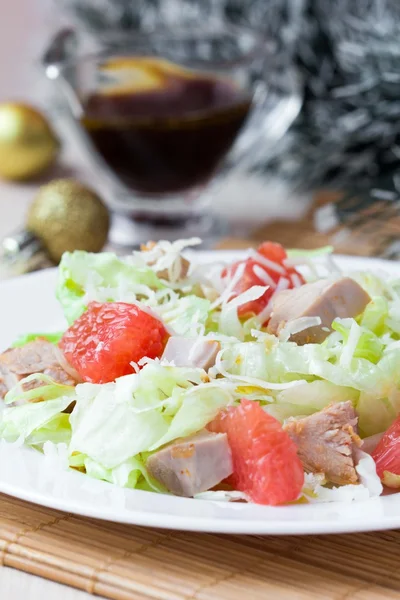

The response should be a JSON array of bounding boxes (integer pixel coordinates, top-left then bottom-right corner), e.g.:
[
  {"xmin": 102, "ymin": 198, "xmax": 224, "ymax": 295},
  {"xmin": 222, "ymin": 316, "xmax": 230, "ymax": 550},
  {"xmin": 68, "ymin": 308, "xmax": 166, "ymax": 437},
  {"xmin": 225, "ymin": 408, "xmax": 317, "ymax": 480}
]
[{"xmin": 98, "ymin": 57, "xmax": 194, "ymax": 96}]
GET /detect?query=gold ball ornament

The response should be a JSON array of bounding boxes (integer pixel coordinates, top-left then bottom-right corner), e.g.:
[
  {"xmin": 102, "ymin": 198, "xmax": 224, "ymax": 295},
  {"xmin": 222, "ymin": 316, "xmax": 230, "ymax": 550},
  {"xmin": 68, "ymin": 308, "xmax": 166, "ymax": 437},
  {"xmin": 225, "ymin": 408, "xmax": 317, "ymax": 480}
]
[
  {"xmin": 26, "ymin": 179, "xmax": 110, "ymax": 263},
  {"xmin": 0, "ymin": 102, "xmax": 59, "ymax": 181}
]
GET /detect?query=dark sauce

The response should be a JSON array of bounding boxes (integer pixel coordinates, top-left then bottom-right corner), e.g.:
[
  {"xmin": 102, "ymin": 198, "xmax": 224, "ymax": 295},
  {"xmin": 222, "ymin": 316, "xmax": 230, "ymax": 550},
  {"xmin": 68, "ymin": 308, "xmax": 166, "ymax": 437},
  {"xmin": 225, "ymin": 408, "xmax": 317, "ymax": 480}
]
[{"xmin": 81, "ymin": 58, "xmax": 252, "ymax": 195}]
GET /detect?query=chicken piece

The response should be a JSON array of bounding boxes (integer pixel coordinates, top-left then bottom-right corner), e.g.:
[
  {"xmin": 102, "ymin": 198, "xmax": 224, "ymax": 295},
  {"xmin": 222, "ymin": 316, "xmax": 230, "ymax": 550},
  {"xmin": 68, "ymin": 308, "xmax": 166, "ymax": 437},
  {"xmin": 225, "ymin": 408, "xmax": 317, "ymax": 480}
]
[
  {"xmin": 146, "ymin": 431, "xmax": 233, "ymax": 497},
  {"xmin": 268, "ymin": 277, "xmax": 371, "ymax": 345},
  {"xmin": 0, "ymin": 339, "xmax": 78, "ymax": 400},
  {"xmin": 141, "ymin": 240, "xmax": 190, "ymax": 282},
  {"xmin": 156, "ymin": 257, "xmax": 190, "ymax": 282},
  {"xmin": 283, "ymin": 401, "xmax": 362, "ymax": 485},
  {"xmin": 162, "ymin": 337, "xmax": 220, "ymax": 371},
  {"xmin": 0, "ymin": 340, "xmax": 61, "ymax": 375}
]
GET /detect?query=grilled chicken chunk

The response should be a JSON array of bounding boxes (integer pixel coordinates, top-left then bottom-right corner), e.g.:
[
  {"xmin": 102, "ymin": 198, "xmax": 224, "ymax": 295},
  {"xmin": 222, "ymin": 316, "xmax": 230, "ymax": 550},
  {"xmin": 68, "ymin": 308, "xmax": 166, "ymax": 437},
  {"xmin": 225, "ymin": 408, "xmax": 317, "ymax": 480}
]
[
  {"xmin": 283, "ymin": 401, "xmax": 362, "ymax": 485},
  {"xmin": 162, "ymin": 337, "xmax": 220, "ymax": 371},
  {"xmin": 268, "ymin": 277, "xmax": 371, "ymax": 344},
  {"xmin": 0, "ymin": 339, "xmax": 79, "ymax": 400},
  {"xmin": 146, "ymin": 430, "xmax": 233, "ymax": 496}
]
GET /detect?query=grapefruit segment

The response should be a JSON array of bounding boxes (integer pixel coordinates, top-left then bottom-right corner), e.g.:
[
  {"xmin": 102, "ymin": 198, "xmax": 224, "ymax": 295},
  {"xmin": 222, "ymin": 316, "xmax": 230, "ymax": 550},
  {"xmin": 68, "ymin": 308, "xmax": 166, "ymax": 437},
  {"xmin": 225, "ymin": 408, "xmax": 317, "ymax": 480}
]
[
  {"xmin": 60, "ymin": 301, "xmax": 169, "ymax": 384},
  {"xmin": 209, "ymin": 399, "xmax": 304, "ymax": 505}
]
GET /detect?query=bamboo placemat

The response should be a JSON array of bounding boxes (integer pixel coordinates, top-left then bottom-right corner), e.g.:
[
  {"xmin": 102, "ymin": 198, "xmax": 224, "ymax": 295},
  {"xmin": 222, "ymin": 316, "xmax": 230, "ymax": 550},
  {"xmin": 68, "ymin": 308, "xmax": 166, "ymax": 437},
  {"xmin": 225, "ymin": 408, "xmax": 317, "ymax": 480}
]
[{"xmin": 1, "ymin": 491, "xmax": 400, "ymax": 600}]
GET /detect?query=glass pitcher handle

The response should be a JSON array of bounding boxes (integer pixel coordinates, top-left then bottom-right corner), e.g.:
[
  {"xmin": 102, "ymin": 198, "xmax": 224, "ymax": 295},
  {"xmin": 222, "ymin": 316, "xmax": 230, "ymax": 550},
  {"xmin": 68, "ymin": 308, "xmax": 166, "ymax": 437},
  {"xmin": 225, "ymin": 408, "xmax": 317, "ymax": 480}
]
[
  {"xmin": 42, "ymin": 28, "xmax": 79, "ymax": 82},
  {"xmin": 226, "ymin": 66, "xmax": 302, "ymax": 174}
]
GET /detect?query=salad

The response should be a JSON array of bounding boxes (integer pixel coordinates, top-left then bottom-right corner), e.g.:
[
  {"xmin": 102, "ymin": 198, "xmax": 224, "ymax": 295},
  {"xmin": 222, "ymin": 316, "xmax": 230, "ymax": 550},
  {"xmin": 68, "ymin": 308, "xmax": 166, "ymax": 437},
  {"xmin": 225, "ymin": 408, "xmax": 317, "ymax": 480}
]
[{"xmin": 0, "ymin": 238, "xmax": 400, "ymax": 505}]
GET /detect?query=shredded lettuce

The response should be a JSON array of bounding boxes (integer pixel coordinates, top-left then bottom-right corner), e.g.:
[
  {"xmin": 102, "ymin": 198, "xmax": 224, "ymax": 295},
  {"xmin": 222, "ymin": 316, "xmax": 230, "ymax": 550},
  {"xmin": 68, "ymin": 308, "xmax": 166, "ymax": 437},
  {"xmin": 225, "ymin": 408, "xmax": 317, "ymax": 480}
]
[
  {"xmin": 157, "ymin": 295, "xmax": 211, "ymax": 336},
  {"xmin": 69, "ymin": 364, "xmax": 232, "ymax": 469},
  {"xmin": 360, "ymin": 296, "xmax": 389, "ymax": 335},
  {"xmin": 0, "ymin": 396, "xmax": 72, "ymax": 444},
  {"xmin": 27, "ymin": 414, "xmax": 71, "ymax": 445},
  {"xmin": 218, "ymin": 286, "xmax": 268, "ymax": 341},
  {"xmin": 332, "ymin": 318, "xmax": 384, "ymax": 364},
  {"xmin": 57, "ymin": 251, "xmax": 165, "ymax": 324},
  {"xmin": 12, "ymin": 332, "xmax": 63, "ymax": 347},
  {"xmin": 3, "ymin": 239, "xmax": 400, "ymax": 503},
  {"xmin": 286, "ymin": 246, "xmax": 334, "ymax": 258},
  {"xmin": 83, "ymin": 454, "xmax": 165, "ymax": 492},
  {"xmin": 56, "ymin": 250, "xmax": 213, "ymax": 338},
  {"xmin": 216, "ymin": 333, "xmax": 400, "ymax": 435},
  {"xmin": 0, "ymin": 363, "xmax": 232, "ymax": 492},
  {"xmin": 4, "ymin": 374, "xmax": 76, "ymax": 406}
]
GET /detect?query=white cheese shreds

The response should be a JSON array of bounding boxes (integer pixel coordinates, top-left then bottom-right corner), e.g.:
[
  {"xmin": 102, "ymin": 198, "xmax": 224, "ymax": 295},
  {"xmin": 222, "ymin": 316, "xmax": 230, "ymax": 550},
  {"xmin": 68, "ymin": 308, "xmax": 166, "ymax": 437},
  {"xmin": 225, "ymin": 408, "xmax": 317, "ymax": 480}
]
[
  {"xmin": 226, "ymin": 285, "xmax": 269, "ymax": 309},
  {"xmin": 129, "ymin": 361, "xmax": 140, "ymax": 374},
  {"xmin": 218, "ymin": 285, "xmax": 270, "ymax": 341},
  {"xmin": 194, "ymin": 490, "xmax": 249, "ymax": 502},
  {"xmin": 278, "ymin": 316, "xmax": 322, "ymax": 342},
  {"xmin": 249, "ymin": 250, "xmax": 286, "ymax": 275},
  {"xmin": 254, "ymin": 276, "xmax": 290, "ymax": 325},
  {"xmin": 211, "ymin": 261, "xmax": 246, "ymax": 309},
  {"xmin": 290, "ymin": 273, "xmax": 303, "ymax": 288},
  {"xmin": 325, "ymin": 254, "xmax": 343, "ymax": 277},
  {"xmin": 131, "ymin": 237, "xmax": 201, "ymax": 284},
  {"xmin": 252, "ymin": 264, "xmax": 276, "ymax": 287}
]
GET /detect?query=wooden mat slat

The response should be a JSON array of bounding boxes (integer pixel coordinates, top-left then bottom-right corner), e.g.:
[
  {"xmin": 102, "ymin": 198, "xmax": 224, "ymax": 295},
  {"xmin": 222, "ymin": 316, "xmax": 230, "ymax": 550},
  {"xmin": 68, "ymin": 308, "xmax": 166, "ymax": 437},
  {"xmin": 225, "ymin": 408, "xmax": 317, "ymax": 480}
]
[{"xmin": 1, "ymin": 493, "xmax": 400, "ymax": 599}]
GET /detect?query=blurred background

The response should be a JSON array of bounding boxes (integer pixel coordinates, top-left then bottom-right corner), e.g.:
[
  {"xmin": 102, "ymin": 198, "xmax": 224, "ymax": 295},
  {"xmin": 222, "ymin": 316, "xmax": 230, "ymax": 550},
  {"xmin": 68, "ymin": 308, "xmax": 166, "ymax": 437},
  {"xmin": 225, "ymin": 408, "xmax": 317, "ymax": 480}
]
[{"xmin": 1, "ymin": 0, "xmax": 400, "ymax": 275}]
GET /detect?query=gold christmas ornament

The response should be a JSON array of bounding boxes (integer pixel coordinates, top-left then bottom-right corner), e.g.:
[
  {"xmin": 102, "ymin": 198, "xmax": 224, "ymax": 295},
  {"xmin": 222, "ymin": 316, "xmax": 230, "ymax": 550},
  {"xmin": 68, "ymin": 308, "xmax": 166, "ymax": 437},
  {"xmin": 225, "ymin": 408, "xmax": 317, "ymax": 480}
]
[
  {"xmin": 26, "ymin": 179, "xmax": 110, "ymax": 262},
  {"xmin": 0, "ymin": 102, "xmax": 59, "ymax": 181}
]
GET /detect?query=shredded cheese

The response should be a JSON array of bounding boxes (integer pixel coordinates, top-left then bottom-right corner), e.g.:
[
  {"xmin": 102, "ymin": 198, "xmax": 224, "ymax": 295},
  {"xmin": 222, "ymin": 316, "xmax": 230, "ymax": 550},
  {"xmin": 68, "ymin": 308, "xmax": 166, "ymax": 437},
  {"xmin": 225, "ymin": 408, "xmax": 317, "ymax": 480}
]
[
  {"xmin": 249, "ymin": 250, "xmax": 286, "ymax": 275},
  {"xmin": 211, "ymin": 261, "xmax": 246, "ymax": 309},
  {"xmin": 255, "ymin": 277, "xmax": 290, "ymax": 325},
  {"xmin": 290, "ymin": 273, "xmax": 303, "ymax": 288},
  {"xmin": 278, "ymin": 316, "xmax": 322, "ymax": 342},
  {"xmin": 252, "ymin": 264, "xmax": 276, "ymax": 287}
]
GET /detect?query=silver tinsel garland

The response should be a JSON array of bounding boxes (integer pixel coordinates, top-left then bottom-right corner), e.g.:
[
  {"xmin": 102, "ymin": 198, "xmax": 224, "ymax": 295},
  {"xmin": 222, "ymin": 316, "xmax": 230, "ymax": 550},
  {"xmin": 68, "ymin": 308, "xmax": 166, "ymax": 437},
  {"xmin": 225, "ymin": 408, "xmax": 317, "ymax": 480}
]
[{"xmin": 59, "ymin": 0, "xmax": 400, "ymax": 190}]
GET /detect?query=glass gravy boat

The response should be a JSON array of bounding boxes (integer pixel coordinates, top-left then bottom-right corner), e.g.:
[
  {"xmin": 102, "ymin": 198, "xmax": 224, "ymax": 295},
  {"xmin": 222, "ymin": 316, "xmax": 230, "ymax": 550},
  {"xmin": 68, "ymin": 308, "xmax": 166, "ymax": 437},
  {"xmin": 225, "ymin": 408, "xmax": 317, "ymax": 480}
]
[{"xmin": 43, "ymin": 24, "xmax": 301, "ymax": 247}]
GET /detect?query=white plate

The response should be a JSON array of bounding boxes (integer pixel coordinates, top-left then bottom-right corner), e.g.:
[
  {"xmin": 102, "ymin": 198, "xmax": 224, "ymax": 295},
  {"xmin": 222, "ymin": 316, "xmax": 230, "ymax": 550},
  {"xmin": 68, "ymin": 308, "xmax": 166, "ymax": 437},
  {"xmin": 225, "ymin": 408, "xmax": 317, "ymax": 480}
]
[{"xmin": 1, "ymin": 251, "xmax": 400, "ymax": 535}]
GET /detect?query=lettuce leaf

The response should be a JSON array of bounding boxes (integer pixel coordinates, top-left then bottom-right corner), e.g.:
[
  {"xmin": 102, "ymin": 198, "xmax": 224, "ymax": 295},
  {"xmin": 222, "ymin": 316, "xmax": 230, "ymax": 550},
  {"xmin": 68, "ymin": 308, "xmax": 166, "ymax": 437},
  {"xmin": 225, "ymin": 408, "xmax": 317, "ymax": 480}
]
[
  {"xmin": 83, "ymin": 454, "xmax": 165, "ymax": 492},
  {"xmin": 217, "ymin": 336, "xmax": 400, "ymax": 435},
  {"xmin": 0, "ymin": 396, "xmax": 72, "ymax": 443},
  {"xmin": 157, "ymin": 295, "xmax": 211, "ymax": 336},
  {"xmin": 287, "ymin": 246, "xmax": 334, "ymax": 258},
  {"xmin": 12, "ymin": 332, "xmax": 63, "ymax": 347},
  {"xmin": 332, "ymin": 318, "xmax": 384, "ymax": 364},
  {"xmin": 0, "ymin": 363, "xmax": 232, "ymax": 491},
  {"xmin": 57, "ymin": 251, "xmax": 165, "ymax": 324},
  {"xmin": 359, "ymin": 296, "xmax": 388, "ymax": 336},
  {"xmin": 4, "ymin": 374, "xmax": 76, "ymax": 406},
  {"xmin": 69, "ymin": 363, "xmax": 232, "ymax": 470},
  {"xmin": 27, "ymin": 413, "xmax": 71, "ymax": 445},
  {"xmin": 69, "ymin": 381, "xmax": 168, "ymax": 468}
]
